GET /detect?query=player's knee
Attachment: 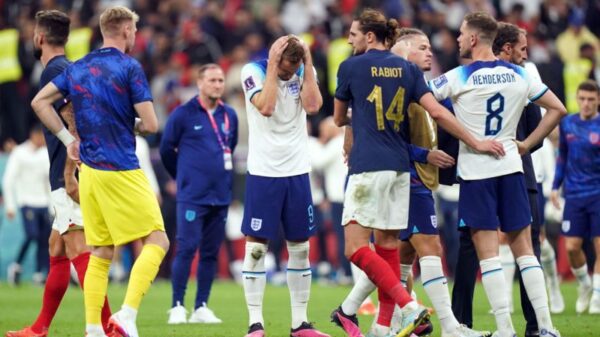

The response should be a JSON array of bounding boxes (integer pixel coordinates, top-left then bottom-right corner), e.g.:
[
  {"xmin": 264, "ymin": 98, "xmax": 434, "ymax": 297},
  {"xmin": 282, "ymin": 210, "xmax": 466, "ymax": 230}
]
[
  {"xmin": 246, "ymin": 241, "xmax": 267, "ymax": 260},
  {"xmin": 146, "ymin": 230, "xmax": 170, "ymax": 252},
  {"xmin": 286, "ymin": 240, "xmax": 309, "ymax": 260}
]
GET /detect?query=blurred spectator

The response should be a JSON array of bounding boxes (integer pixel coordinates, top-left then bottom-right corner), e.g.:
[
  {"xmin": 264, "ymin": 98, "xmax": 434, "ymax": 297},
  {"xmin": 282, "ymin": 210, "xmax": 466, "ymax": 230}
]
[
  {"xmin": 310, "ymin": 117, "xmax": 351, "ymax": 282},
  {"xmin": 556, "ymin": 9, "xmax": 600, "ymax": 64},
  {"xmin": 3, "ymin": 125, "xmax": 51, "ymax": 285}
]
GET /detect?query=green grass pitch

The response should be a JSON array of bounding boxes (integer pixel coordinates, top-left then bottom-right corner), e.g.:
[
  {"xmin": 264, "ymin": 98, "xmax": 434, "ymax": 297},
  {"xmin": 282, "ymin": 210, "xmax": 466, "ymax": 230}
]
[{"xmin": 1, "ymin": 280, "xmax": 598, "ymax": 336}]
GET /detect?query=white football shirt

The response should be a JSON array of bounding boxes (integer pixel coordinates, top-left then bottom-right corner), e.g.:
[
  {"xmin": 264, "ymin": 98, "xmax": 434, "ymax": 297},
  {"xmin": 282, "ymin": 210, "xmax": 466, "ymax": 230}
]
[
  {"xmin": 429, "ymin": 60, "xmax": 548, "ymax": 180},
  {"xmin": 241, "ymin": 60, "xmax": 313, "ymax": 177}
]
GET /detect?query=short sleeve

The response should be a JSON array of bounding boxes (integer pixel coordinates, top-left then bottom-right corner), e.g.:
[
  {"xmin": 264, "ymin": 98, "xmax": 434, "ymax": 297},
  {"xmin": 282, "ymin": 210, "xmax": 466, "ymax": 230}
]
[
  {"xmin": 409, "ymin": 64, "xmax": 432, "ymax": 102},
  {"xmin": 428, "ymin": 67, "xmax": 460, "ymax": 101},
  {"xmin": 525, "ymin": 68, "xmax": 548, "ymax": 102},
  {"xmin": 42, "ymin": 63, "xmax": 70, "ymax": 111},
  {"xmin": 241, "ymin": 62, "xmax": 266, "ymax": 102},
  {"xmin": 51, "ymin": 68, "xmax": 70, "ymax": 97},
  {"xmin": 298, "ymin": 65, "xmax": 318, "ymax": 86},
  {"xmin": 129, "ymin": 60, "xmax": 153, "ymax": 104},
  {"xmin": 334, "ymin": 60, "xmax": 352, "ymax": 101}
]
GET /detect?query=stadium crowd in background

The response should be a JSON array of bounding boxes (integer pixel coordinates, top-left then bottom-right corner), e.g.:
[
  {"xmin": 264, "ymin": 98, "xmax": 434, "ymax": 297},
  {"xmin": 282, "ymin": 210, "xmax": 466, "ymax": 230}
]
[{"xmin": 0, "ymin": 0, "xmax": 599, "ymax": 314}]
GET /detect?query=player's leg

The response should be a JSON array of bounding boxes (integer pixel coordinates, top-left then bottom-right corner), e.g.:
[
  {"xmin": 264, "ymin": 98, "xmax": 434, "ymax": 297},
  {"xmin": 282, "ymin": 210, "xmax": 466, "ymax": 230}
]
[
  {"xmin": 517, "ymin": 189, "xmax": 542, "ymax": 336},
  {"xmin": 588, "ymin": 197, "xmax": 600, "ymax": 313},
  {"xmin": 240, "ymin": 174, "xmax": 285, "ymax": 336},
  {"xmin": 590, "ymin": 236, "xmax": 600, "ymax": 313},
  {"xmin": 344, "ymin": 172, "xmax": 428, "ymax": 337},
  {"xmin": 461, "ymin": 177, "xmax": 515, "ymax": 336},
  {"xmin": 190, "ymin": 205, "xmax": 227, "ymax": 323},
  {"xmin": 10, "ymin": 207, "xmax": 35, "ymax": 285},
  {"xmin": 562, "ymin": 197, "xmax": 592, "ymax": 313},
  {"xmin": 451, "ymin": 230, "xmax": 479, "ymax": 328},
  {"xmin": 412, "ymin": 234, "xmax": 461, "ymax": 335},
  {"xmin": 331, "ymin": 201, "xmax": 353, "ymax": 282},
  {"xmin": 282, "ymin": 174, "xmax": 329, "ymax": 337},
  {"xmin": 498, "ymin": 232, "xmax": 515, "ymax": 312},
  {"xmin": 398, "ymin": 242, "xmax": 416, "ymax": 293},
  {"xmin": 540, "ymin": 231, "xmax": 564, "ymax": 314},
  {"xmin": 33, "ymin": 208, "xmax": 51, "ymax": 282},
  {"xmin": 5, "ymin": 231, "xmax": 69, "ymax": 337},
  {"xmin": 168, "ymin": 203, "xmax": 202, "ymax": 324}
]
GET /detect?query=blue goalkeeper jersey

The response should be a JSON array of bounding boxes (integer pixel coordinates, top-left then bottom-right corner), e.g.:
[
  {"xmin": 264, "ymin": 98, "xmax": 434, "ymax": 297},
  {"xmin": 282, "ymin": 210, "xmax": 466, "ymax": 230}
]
[
  {"xmin": 552, "ymin": 113, "xmax": 600, "ymax": 199},
  {"xmin": 52, "ymin": 47, "xmax": 152, "ymax": 171}
]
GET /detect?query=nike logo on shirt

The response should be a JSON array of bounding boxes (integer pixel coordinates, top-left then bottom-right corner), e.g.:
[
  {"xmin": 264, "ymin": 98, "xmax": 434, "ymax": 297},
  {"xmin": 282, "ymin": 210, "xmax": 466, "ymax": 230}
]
[{"xmin": 194, "ymin": 125, "xmax": 203, "ymax": 130}]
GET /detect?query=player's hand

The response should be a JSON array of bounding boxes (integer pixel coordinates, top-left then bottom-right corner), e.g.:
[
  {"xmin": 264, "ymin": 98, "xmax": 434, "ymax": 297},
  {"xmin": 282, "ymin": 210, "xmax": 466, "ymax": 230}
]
[
  {"xmin": 513, "ymin": 139, "xmax": 529, "ymax": 155},
  {"xmin": 299, "ymin": 38, "xmax": 312, "ymax": 64},
  {"xmin": 268, "ymin": 36, "xmax": 290, "ymax": 65},
  {"xmin": 67, "ymin": 140, "xmax": 81, "ymax": 164},
  {"xmin": 426, "ymin": 149, "xmax": 455, "ymax": 168},
  {"xmin": 65, "ymin": 174, "xmax": 80, "ymax": 204},
  {"xmin": 550, "ymin": 190, "xmax": 561, "ymax": 210},
  {"xmin": 394, "ymin": 39, "xmax": 411, "ymax": 59},
  {"xmin": 475, "ymin": 139, "xmax": 505, "ymax": 158},
  {"xmin": 6, "ymin": 209, "xmax": 15, "ymax": 220}
]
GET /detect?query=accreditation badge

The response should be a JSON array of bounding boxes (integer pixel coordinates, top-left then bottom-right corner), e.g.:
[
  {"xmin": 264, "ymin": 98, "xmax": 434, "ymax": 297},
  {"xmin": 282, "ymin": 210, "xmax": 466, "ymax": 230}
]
[{"xmin": 224, "ymin": 149, "xmax": 233, "ymax": 170}]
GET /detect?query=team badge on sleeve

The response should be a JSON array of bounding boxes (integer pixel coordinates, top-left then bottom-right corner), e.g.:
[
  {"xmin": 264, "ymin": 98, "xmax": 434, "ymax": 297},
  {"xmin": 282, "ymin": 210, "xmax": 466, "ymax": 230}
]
[
  {"xmin": 432, "ymin": 75, "xmax": 448, "ymax": 89},
  {"xmin": 244, "ymin": 76, "xmax": 256, "ymax": 91}
]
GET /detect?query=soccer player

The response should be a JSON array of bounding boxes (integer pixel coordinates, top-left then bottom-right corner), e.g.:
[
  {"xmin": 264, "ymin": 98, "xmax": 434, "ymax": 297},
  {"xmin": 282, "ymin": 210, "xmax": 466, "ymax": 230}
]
[
  {"xmin": 31, "ymin": 6, "xmax": 169, "ymax": 337},
  {"xmin": 332, "ymin": 27, "xmax": 489, "ymax": 337},
  {"xmin": 239, "ymin": 35, "xmax": 329, "ymax": 337},
  {"xmin": 161, "ymin": 63, "xmax": 238, "ymax": 324},
  {"xmin": 450, "ymin": 22, "xmax": 551, "ymax": 337},
  {"xmin": 429, "ymin": 12, "xmax": 566, "ymax": 337},
  {"xmin": 332, "ymin": 9, "xmax": 504, "ymax": 337},
  {"xmin": 5, "ymin": 10, "xmax": 118, "ymax": 337},
  {"xmin": 550, "ymin": 79, "xmax": 600, "ymax": 314}
]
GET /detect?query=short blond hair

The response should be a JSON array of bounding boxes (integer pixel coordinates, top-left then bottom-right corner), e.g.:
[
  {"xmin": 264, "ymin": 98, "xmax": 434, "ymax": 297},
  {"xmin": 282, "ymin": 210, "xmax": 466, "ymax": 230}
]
[{"xmin": 99, "ymin": 6, "xmax": 139, "ymax": 37}]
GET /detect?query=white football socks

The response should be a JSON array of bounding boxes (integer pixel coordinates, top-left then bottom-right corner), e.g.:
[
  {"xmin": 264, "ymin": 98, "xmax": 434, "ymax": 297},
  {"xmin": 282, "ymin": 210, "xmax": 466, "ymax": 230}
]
[
  {"xmin": 420, "ymin": 256, "xmax": 459, "ymax": 334},
  {"xmin": 540, "ymin": 239, "xmax": 560, "ymax": 290},
  {"xmin": 516, "ymin": 255, "xmax": 553, "ymax": 330},
  {"xmin": 480, "ymin": 256, "xmax": 515, "ymax": 336},
  {"xmin": 572, "ymin": 263, "xmax": 592, "ymax": 287},
  {"xmin": 286, "ymin": 241, "xmax": 311, "ymax": 329},
  {"xmin": 242, "ymin": 242, "xmax": 267, "ymax": 326},
  {"xmin": 341, "ymin": 268, "xmax": 376, "ymax": 315},
  {"xmin": 499, "ymin": 244, "xmax": 515, "ymax": 308}
]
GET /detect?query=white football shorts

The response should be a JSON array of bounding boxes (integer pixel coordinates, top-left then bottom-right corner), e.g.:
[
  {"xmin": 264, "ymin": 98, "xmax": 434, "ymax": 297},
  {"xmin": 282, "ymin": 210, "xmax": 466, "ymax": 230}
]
[
  {"xmin": 51, "ymin": 188, "xmax": 83, "ymax": 234},
  {"xmin": 342, "ymin": 171, "xmax": 410, "ymax": 230}
]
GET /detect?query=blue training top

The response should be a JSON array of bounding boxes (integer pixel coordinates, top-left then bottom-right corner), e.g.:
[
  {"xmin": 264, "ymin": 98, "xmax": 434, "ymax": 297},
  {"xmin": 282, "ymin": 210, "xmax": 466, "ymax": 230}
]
[
  {"xmin": 52, "ymin": 47, "xmax": 152, "ymax": 171},
  {"xmin": 160, "ymin": 96, "xmax": 238, "ymax": 206},
  {"xmin": 552, "ymin": 113, "xmax": 600, "ymax": 199}
]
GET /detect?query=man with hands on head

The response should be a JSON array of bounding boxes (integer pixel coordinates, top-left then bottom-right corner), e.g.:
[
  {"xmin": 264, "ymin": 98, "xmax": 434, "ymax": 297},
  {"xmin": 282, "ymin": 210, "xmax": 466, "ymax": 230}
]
[{"xmin": 239, "ymin": 35, "xmax": 329, "ymax": 337}]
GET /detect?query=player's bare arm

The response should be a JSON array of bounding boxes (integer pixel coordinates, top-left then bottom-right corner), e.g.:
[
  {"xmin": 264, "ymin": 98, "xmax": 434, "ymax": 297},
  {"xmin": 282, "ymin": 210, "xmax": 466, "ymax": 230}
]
[
  {"xmin": 31, "ymin": 82, "xmax": 67, "ymax": 135},
  {"xmin": 426, "ymin": 149, "xmax": 455, "ymax": 168},
  {"xmin": 251, "ymin": 36, "xmax": 289, "ymax": 117},
  {"xmin": 134, "ymin": 101, "xmax": 159, "ymax": 134},
  {"xmin": 343, "ymin": 125, "xmax": 353, "ymax": 164},
  {"xmin": 60, "ymin": 102, "xmax": 80, "ymax": 203},
  {"xmin": 516, "ymin": 90, "xmax": 567, "ymax": 155},
  {"xmin": 299, "ymin": 39, "xmax": 322, "ymax": 115},
  {"xmin": 32, "ymin": 81, "xmax": 80, "ymax": 162},
  {"xmin": 419, "ymin": 93, "xmax": 506, "ymax": 157},
  {"xmin": 333, "ymin": 98, "xmax": 351, "ymax": 127}
]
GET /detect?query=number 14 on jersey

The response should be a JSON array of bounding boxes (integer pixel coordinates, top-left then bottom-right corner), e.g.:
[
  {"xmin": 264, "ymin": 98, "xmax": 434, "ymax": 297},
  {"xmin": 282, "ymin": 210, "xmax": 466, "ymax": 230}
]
[{"xmin": 367, "ymin": 85, "xmax": 405, "ymax": 132}]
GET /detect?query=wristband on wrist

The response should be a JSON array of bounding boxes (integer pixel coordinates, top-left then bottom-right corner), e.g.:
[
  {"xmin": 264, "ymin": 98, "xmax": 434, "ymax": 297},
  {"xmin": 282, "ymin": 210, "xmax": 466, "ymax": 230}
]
[{"xmin": 56, "ymin": 128, "xmax": 76, "ymax": 146}]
